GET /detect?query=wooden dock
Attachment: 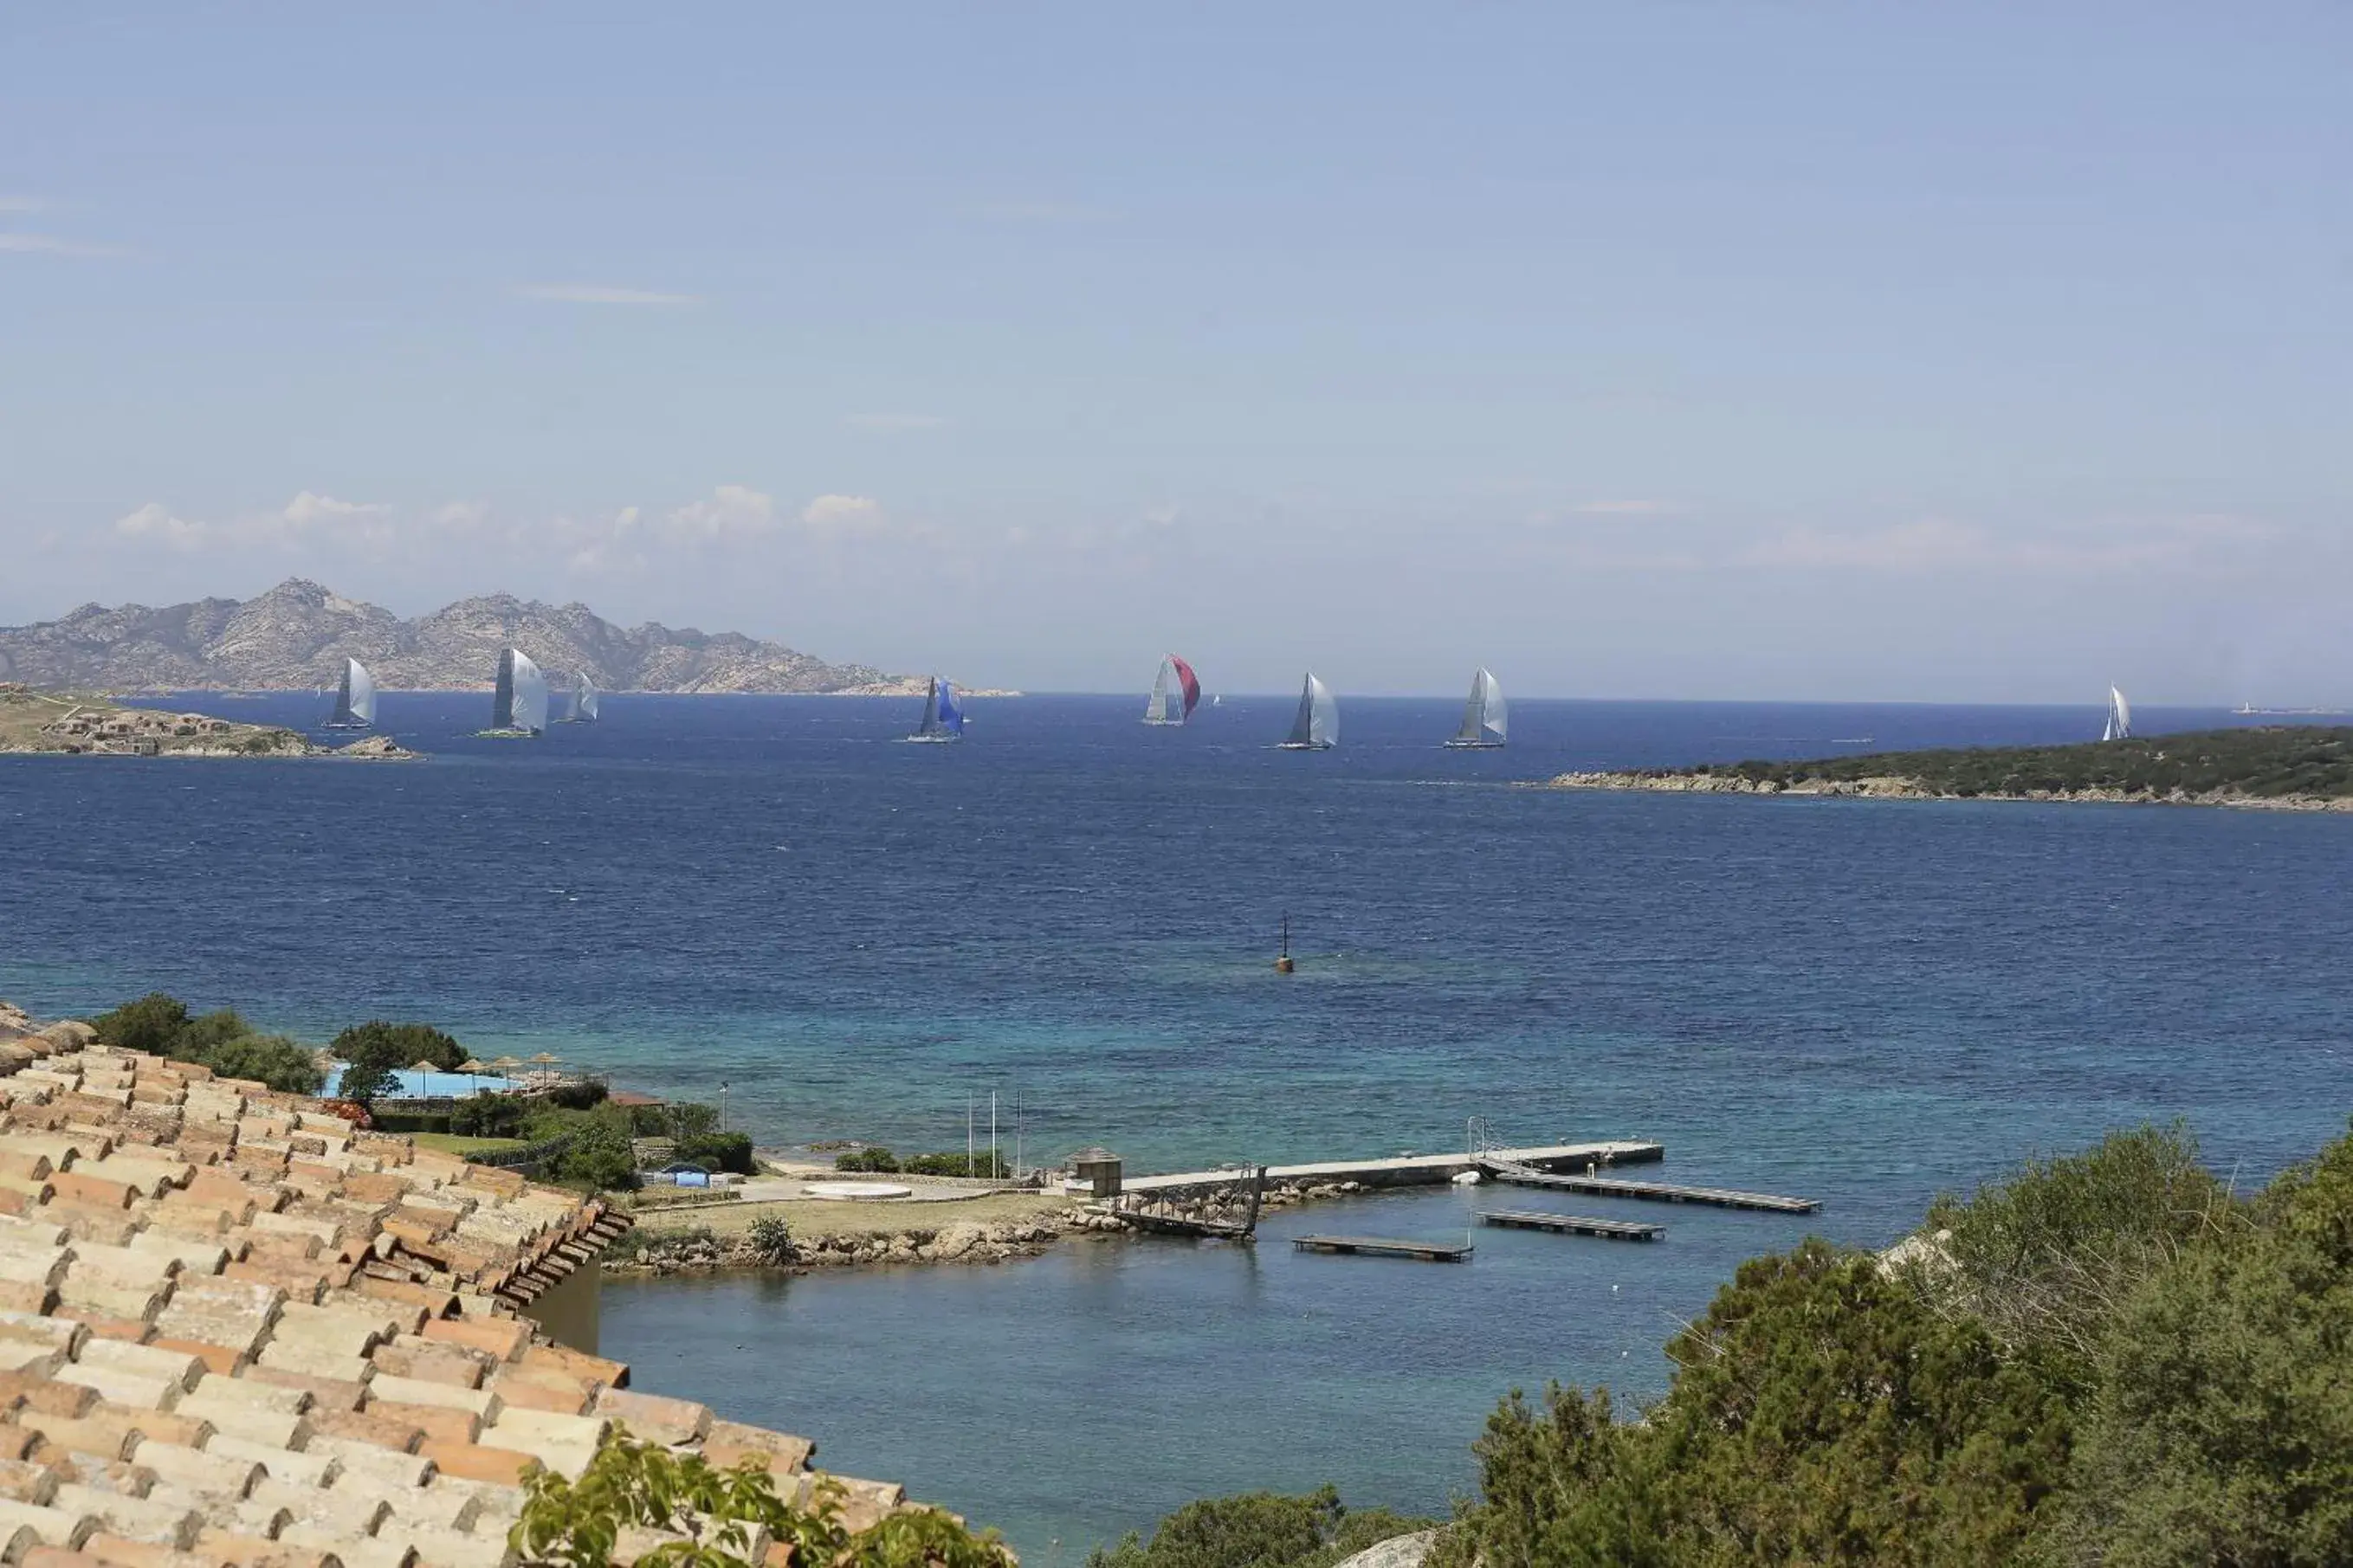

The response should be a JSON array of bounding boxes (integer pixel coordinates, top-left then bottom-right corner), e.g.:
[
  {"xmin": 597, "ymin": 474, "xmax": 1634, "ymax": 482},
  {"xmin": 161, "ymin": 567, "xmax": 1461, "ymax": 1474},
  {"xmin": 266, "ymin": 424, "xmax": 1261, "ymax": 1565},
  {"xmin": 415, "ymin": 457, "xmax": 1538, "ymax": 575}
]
[
  {"xmin": 1123, "ymin": 1141, "xmax": 1665, "ymax": 1201},
  {"xmin": 1291, "ymin": 1235, "xmax": 1474, "ymax": 1262},
  {"xmin": 1480, "ymin": 1210, "xmax": 1664, "ymax": 1242},
  {"xmin": 1481, "ymin": 1164, "xmax": 1819, "ymax": 1214}
]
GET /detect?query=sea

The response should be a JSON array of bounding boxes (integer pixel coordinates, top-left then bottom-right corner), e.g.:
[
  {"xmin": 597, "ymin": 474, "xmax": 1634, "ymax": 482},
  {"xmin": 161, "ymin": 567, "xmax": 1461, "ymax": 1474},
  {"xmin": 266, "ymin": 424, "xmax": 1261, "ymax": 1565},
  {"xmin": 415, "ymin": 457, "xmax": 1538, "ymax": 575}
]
[{"xmin": 3, "ymin": 692, "xmax": 2349, "ymax": 1560}]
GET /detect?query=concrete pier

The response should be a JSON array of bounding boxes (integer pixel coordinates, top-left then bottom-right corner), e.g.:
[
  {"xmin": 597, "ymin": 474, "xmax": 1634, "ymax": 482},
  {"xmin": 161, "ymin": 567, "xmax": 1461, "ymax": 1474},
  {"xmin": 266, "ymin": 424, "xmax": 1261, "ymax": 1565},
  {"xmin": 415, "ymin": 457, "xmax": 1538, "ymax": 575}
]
[{"xmin": 1122, "ymin": 1140, "xmax": 1663, "ymax": 1201}]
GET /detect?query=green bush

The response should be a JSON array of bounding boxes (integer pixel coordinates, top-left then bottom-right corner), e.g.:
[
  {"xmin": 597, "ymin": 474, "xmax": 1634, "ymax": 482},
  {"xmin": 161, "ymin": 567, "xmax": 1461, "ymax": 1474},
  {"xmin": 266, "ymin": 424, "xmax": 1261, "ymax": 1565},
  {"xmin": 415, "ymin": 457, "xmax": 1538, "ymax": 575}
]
[
  {"xmin": 515, "ymin": 1430, "xmax": 1011, "ymax": 1568},
  {"xmin": 904, "ymin": 1150, "xmax": 1012, "ymax": 1178},
  {"xmin": 452, "ymin": 1094, "xmax": 528, "ymax": 1139},
  {"xmin": 329, "ymin": 1020, "xmax": 465, "ymax": 1074},
  {"xmin": 550, "ymin": 1111, "xmax": 640, "ymax": 1193},
  {"xmin": 86, "ymin": 992, "xmax": 191, "ymax": 1055},
  {"xmin": 676, "ymin": 1132, "xmax": 754, "ymax": 1176},
  {"xmin": 834, "ymin": 1147, "xmax": 901, "ymax": 1174},
  {"xmin": 548, "ymin": 1079, "xmax": 609, "ymax": 1111},
  {"xmin": 199, "ymin": 1033, "xmax": 325, "ymax": 1096},
  {"xmin": 1089, "ymin": 1487, "xmax": 1431, "ymax": 1568},
  {"xmin": 746, "ymin": 1214, "xmax": 794, "ymax": 1267},
  {"xmin": 2059, "ymin": 1122, "xmax": 2353, "ymax": 1563}
]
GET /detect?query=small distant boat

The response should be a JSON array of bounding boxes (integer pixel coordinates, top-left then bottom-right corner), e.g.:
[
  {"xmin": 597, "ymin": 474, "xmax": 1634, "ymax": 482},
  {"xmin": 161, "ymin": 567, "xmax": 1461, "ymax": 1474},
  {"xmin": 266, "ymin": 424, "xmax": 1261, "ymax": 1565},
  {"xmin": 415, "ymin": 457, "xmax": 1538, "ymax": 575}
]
[
  {"xmin": 1278, "ymin": 673, "xmax": 1337, "ymax": 750},
  {"xmin": 908, "ymin": 675, "xmax": 965, "ymax": 743},
  {"xmin": 1212, "ymin": 694, "xmax": 1223, "ymax": 707},
  {"xmin": 2100, "ymin": 684, "xmax": 2132, "ymax": 742},
  {"xmin": 475, "ymin": 648, "xmax": 547, "ymax": 738},
  {"xmin": 557, "ymin": 674, "xmax": 600, "ymax": 724},
  {"xmin": 1443, "ymin": 668, "xmax": 1507, "ymax": 749},
  {"xmin": 1143, "ymin": 654, "xmax": 1202, "ymax": 726},
  {"xmin": 321, "ymin": 657, "xmax": 376, "ymax": 731}
]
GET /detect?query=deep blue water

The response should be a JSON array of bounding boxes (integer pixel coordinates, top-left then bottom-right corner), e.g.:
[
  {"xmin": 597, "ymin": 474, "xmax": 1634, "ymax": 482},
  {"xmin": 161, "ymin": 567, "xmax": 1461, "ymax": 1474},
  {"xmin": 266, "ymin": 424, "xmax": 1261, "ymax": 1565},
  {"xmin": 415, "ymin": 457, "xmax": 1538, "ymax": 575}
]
[{"xmin": 4, "ymin": 694, "xmax": 2350, "ymax": 1556}]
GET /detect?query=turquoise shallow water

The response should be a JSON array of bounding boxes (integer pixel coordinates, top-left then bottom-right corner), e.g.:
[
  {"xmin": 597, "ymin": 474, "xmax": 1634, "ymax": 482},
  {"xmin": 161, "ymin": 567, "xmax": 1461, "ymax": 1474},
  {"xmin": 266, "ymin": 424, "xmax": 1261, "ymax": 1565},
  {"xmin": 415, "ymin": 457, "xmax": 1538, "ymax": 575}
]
[{"xmin": 4, "ymin": 694, "xmax": 2350, "ymax": 1554}]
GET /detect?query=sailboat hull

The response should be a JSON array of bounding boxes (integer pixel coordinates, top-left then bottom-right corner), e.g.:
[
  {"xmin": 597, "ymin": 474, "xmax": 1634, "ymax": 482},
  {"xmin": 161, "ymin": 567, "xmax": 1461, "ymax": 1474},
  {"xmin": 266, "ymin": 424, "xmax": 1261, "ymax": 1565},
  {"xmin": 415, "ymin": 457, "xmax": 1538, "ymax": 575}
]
[
  {"xmin": 1441, "ymin": 739, "xmax": 1504, "ymax": 749},
  {"xmin": 1276, "ymin": 740, "xmax": 1334, "ymax": 752}
]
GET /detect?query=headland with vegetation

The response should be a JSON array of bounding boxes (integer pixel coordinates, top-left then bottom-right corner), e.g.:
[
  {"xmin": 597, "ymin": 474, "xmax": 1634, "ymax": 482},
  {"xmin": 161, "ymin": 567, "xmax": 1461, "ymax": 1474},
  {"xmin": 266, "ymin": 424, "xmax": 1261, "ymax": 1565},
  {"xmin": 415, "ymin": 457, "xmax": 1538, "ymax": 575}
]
[
  {"xmin": 1548, "ymin": 725, "xmax": 2353, "ymax": 810},
  {"xmin": 0, "ymin": 682, "xmax": 418, "ymax": 758}
]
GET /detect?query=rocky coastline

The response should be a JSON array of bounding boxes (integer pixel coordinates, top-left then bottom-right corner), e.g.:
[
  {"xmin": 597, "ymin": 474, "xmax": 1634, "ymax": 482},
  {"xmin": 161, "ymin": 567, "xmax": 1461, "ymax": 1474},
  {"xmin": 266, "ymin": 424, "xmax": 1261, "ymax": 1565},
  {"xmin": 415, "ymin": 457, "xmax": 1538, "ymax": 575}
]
[
  {"xmin": 0, "ymin": 685, "xmax": 423, "ymax": 759},
  {"xmin": 1542, "ymin": 771, "xmax": 2353, "ymax": 813}
]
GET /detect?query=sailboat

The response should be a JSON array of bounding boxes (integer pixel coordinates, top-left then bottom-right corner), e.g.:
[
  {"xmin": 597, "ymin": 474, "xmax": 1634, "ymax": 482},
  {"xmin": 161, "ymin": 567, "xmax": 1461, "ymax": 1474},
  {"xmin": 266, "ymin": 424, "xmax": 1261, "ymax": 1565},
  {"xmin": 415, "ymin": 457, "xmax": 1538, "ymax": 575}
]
[
  {"xmin": 1277, "ymin": 673, "xmax": 1338, "ymax": 750},
  {"xmin": 321, "ymin": 657, "xmax": 377, "ymax": 731},
  {"xmin": 1143, "ymin": 654, "xmax": 1202, "ymax": 726},
  {"xmin": 476, "ymin": 648, "xmax": 548, "ymax": 738},
  {"xmin": 907, "ymin": 675, "xmax": 965, "ymax": 743},
  {"xmin": 2100, "ymin": 685, "xmax": 2132, "ymax": 742},
  {"xmin": 557, "ymin": 674, "xmax": 600, "ymax": 724},
  {"xmin": 1444, "ymin": 668, "xmax": 1507, "ymax": 749}
]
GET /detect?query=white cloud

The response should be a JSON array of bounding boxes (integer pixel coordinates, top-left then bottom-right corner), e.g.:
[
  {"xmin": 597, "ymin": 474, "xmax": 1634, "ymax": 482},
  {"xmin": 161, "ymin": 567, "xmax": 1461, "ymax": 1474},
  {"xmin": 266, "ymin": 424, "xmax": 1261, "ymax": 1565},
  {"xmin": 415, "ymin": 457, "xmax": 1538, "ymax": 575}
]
[
  {"xmin": 516, "ymin": 283, "xmax": 699, "ymax": 306},
  {"xmin": 799, "ymin": 494, "xmax": 883, "ymax": 531},
  {"xmin": 113, "ymin": 503, "xmax": 205, "ymax": 551},
  {"xmin": 0, "ymin": 232, "xmax": 126, "ymax": 258},
  {"xmin": 844, "ymin": 413, "xmax": 947, "ymax": 433},
  {"xmin": 665, "ymin": 485, "xmax": 779, "ymax": 539}
]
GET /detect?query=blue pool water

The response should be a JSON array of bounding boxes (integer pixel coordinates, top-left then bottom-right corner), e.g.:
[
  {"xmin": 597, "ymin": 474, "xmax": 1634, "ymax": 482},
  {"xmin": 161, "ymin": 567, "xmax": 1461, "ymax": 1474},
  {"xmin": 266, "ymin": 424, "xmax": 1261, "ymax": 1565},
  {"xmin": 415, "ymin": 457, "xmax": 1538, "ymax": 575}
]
[
  {"xmin": 318, "ymin": 1066, "xmax": 520, "ymax": 1099},
  {"xmin": 4, "ymin": 694, "xmax": 2349, "ymax": 1554}
]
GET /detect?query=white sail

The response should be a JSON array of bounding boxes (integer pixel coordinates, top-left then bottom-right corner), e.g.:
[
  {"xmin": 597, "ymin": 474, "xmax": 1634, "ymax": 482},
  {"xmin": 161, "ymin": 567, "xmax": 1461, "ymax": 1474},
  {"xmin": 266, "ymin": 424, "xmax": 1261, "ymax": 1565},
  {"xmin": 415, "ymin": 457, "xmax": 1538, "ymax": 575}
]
[
  {"xmin": 1449, "ymin": 668, "xmax": 1506, "ymax": 746},
  {"xmin": 346, "ymin": 659, "xmax": 377, "ymax": 725},
  {"xmin": 2109, "ymin": 685, "xmax": 2132, "ymax": 740},
  {"xmin": 510, "ymin": 651, "xmax": 549, "ymax": 734},
  {"xmin": 1145, "ymin": 657, "xmax": 1173, "ymax": 723},
  {"xmin": 1283, "ymin": 673, "xmax": 1337, "ymax": 748},
  {"xmin": 579, "ymin": 676, "xmax": 599, "ymax": 722}
]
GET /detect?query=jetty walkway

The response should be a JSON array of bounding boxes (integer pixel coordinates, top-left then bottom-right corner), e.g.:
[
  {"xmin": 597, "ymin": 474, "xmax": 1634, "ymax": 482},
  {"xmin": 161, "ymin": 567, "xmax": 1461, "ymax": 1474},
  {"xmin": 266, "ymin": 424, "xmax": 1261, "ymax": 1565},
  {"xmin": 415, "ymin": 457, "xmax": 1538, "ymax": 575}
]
[{"xmin": 1122, "ymin": 1140, "xmax": 1663, "ymax": 1199}]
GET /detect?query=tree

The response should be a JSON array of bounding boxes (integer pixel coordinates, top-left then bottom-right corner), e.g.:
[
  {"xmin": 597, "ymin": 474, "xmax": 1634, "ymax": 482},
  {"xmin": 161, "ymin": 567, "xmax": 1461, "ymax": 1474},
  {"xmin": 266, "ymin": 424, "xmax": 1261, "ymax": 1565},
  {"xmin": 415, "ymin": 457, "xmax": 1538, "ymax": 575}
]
[
  {"xmin": 200, "ymin": 1033, "xmax": 325, "ymax": 1095},
  {"xmin": 552, "ymin": 1111, "xmax": 641, "ymax": 1193},
  {"xmin": 330, "ymin": 1020, "xmax": 466, "ymax": 1073},
  {"xmin": 85, "ymin": 992, "xmax": 190, "ymax": 1055},
  {"xmin": 2059, "ymin": 1120, "xmax": 2353, "ymax": 1565},
  {"xmin": 1916, "ymin": 1121, "xmax": 2230, "ymax": 1394},
  {"xmin": 1437, "ymin": 1241, "xmax": 2072, "ymax": 1568},
  {"xmin": 668, "ymin": 1102, "xmax": 721, "ymax": 1140},
  {"xmin": 745, "ymin": 1215, "xmax": 793, "ymax": 1267}
]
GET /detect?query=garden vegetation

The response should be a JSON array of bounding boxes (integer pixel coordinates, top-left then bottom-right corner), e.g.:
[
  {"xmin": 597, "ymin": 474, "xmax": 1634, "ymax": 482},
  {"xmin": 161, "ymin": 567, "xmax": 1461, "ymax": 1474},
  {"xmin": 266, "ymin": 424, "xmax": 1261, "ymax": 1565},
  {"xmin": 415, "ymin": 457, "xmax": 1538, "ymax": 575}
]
[{"xmin": 1677, "ymin": 726, "xmax": 2353, "ymax": 800}]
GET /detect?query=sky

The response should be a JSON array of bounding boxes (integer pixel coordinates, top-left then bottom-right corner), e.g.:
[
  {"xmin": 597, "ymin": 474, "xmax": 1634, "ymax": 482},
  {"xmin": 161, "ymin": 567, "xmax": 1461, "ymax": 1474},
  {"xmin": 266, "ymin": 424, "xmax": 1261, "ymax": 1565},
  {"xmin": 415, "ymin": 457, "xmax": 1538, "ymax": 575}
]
[{"xmin": 3, "ymin": 4, "xmax": 2349, "ymax": 700}]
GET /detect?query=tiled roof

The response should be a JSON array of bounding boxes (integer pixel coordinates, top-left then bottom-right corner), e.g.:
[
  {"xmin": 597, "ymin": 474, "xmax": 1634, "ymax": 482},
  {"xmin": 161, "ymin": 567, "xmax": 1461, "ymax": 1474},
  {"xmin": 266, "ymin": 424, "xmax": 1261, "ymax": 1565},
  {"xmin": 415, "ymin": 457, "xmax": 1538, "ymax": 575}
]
[{"xmin": 0, "ymin": 1036, "xmax": 911, "ymax": 1568}]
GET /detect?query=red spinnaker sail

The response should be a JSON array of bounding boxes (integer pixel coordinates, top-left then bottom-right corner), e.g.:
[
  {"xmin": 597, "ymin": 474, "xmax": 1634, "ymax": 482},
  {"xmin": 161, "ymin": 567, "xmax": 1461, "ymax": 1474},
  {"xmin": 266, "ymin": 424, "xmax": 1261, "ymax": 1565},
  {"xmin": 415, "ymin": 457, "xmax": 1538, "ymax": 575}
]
[{"xmin": 1173, "ymin": 655, "xmax": 1201, "ymax": 718}]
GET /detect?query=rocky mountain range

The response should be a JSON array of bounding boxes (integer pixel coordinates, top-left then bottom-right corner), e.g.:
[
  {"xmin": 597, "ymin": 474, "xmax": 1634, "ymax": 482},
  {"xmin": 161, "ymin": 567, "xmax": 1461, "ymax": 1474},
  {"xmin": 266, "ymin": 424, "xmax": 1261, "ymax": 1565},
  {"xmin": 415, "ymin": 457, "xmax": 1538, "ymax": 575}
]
[{"xmin": 0, "ymin": 579, "xmax": 921, "ymax": 694}]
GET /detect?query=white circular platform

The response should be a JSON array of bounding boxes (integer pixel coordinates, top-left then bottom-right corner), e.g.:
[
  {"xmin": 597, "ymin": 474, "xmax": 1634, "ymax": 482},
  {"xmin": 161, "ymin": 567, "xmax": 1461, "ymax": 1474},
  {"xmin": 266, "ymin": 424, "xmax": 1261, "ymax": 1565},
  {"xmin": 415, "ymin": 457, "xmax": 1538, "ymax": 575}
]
[{"xmin": 801, "ymin": 1181, "xmax": 913, "ymax": 1201}]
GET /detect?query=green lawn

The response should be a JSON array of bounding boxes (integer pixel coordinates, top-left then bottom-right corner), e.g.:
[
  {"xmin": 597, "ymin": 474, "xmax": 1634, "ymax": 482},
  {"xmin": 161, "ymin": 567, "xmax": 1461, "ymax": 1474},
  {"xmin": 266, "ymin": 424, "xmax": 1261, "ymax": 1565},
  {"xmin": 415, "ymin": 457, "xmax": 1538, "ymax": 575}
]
[{"xmin": 410, "ymin": 1132, "xmax": 530, "ymax": 1158}]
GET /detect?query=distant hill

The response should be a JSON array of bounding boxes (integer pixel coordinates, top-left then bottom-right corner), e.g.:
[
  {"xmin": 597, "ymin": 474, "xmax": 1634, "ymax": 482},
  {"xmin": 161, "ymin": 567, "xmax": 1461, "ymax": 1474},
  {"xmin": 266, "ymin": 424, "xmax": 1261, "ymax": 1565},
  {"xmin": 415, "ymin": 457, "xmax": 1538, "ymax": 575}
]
[
  {"xmin": 0, "ymin": 579, "xmax": 921, "ymax": 695},
  {"xmin": 1548, "ymin": 727, "xmax": 2353, "ymax": 809}
]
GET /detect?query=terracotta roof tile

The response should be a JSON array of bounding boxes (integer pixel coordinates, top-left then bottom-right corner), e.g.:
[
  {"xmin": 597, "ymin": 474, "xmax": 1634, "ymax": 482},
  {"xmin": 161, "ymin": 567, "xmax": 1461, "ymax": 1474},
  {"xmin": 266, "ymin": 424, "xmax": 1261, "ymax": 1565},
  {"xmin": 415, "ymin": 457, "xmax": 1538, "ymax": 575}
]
[{"xmin": 0, "ymin": 1044, "xmax": 899, "ymax": 1564}]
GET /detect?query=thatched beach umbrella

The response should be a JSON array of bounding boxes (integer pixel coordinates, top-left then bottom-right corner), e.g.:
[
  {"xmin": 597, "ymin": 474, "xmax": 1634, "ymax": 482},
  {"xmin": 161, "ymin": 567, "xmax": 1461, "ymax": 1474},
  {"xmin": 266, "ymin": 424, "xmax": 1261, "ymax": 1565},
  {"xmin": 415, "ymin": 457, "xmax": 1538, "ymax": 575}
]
[
  {"xmin": 490, "ymin": 1055, "xmax": 523, "ymax": 1087},
  {"xmin": 528, "ymin": 1051, "xmax": 559, "ymax": 1067},
  {"xmin": 460, "ymin": 1057, "xmax": 487, "ymax": 1095}
]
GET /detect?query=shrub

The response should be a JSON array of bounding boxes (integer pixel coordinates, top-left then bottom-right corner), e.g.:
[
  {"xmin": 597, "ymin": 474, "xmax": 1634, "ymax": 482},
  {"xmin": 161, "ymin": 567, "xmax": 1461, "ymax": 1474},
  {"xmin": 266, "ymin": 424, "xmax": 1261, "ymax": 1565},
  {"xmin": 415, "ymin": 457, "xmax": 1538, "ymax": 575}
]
[
  {"xmin": 86, "ymin": 992, "xmax": 191, "ymax": 1055},
  {"xmin": 548, "ymin": 1079, "xmax": 609, "ymax": 1111},
  {"xmin": 904, "ymin": 1150, "xmax": 1012, "ymax": 1178},
  {"xmin": 668, "ymin": 1102, "xmax": 721, "ymax": 1140},
  {"xmin": 1089, "ymin": 1487, "xmax": 1431, "ymax": 1568},
  {"xmin": 745, "ymin": 1214, "xmax": 794, "ymax": 1267},
  {"xmin": 452, "ymin": 1094, "xmax": 527, "ymax": 1139},
  {"xmin": 834, "ymin": 1147, "xmax": 901, "ymax": 1174},
  {"xmin": 329, "ymin": 1020, "xmax": 465, "ymax": 1074},
  {"xmin": 514, "ymin": 1430, "xmax": 1011, "ymax": 1568},
  {"xmin": 200, "ymin": 1034, "xmax": 326, "ymax": 1095},
  {"xmin": 1436, "ymin": 1239, "xmax": 2072, "ymax": 1568},
  {"xmin": 676, "ymin": 1132, "xmax": 754, "ymax": 1176},
  {"xmin": 552, "ymin": 1111, "xmax": 640, "ymax": 1193},
  {"xmin": 2059, "ymin": 1120, "xmax": 2353, "ymax": 1564}
]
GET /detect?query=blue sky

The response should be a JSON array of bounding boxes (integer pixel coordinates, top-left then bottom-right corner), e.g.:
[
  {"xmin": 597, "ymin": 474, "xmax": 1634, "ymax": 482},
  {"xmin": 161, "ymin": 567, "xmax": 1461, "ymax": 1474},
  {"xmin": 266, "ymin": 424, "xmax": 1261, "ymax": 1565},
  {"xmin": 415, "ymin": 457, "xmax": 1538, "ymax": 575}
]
[{"xmin": 3, "ymin": 4, "xmax": 2348, "ymax": 699}]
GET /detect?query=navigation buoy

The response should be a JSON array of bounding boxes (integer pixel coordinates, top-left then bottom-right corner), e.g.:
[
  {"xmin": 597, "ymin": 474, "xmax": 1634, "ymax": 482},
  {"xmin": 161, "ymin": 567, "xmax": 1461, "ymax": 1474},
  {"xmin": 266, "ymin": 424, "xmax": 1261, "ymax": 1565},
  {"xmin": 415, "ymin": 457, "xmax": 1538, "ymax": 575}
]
[{"xmin": 1275, "ymin": 913, "xmax": 1295, "ymax": 974}]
